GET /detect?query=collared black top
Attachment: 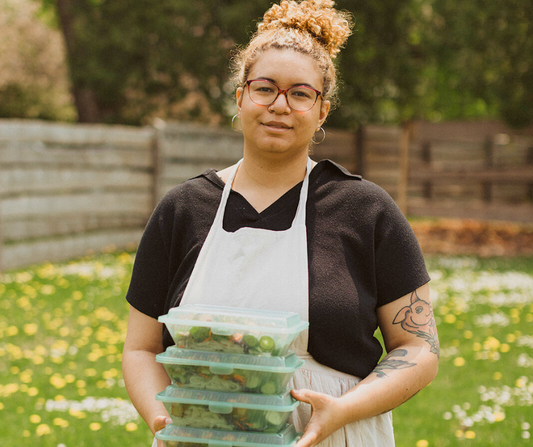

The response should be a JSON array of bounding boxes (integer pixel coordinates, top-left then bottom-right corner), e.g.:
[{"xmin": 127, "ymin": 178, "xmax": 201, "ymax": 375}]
[{"xmin": 125, "ymin": 159, "xmax": 430, "ymax": 379}]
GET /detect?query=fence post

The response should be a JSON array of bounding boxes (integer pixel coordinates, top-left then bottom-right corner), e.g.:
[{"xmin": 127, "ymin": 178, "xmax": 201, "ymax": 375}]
[
  {"xmin": 483, "ymin": 136, "xmax": 494, "ymax": 203},
  {"xmin": 355, "ymin": 125, "xmax": 365, "ymax": 176},
  {"xmin": 151, "ymin": 120, "xmax": 165, "ymax": 212},
  {"xmin": 0, "ymin": 201, "xmax": 3, "ymax": 272},
  {"xmin": 527, "ymin": 146, "xmax": 533, "ymax": 202},
  {"xmin": 397, "ymin": 121, "xmax": 413, "ymax": 215}
]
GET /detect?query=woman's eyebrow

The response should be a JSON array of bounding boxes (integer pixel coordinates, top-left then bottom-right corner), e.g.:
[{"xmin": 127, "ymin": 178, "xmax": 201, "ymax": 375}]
[{"xmin": 256, "ymin": 77, "xmax": 317, "ymax": 89}]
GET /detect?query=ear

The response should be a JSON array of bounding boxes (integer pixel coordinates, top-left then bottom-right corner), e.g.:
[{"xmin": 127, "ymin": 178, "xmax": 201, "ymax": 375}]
[
  {"xmin": 236, "ymin": 87, "xmax": 244, "ymax": 112},
  {"xmin": 318, "ymin": 99, "xmax": 331, "ymax": 127},
  {"xmin": 393, "ymin": 307, "xmax": 409, "ymax": 324}
]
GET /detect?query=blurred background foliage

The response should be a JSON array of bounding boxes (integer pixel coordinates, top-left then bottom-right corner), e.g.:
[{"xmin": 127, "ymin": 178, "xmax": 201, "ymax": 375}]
[{"xmin": 1, "ymin": 0, "xmax": 531, "ymax": 128}]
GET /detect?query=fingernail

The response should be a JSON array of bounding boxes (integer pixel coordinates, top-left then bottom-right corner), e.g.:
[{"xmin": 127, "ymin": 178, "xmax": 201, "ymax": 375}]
[{"xmin": 165, "ymin": 418, "xmax": 172, "ymax": 425}]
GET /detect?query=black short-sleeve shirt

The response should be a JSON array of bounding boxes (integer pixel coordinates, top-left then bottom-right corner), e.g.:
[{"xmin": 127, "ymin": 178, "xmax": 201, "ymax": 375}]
[{"xmin": 126, "ymin": 159, "xmax": 430, "ymax": 379}]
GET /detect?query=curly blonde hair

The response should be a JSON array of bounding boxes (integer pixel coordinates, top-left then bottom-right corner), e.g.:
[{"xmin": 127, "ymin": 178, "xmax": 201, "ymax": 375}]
[{"xmin": 232, "ymin": 0, "xmax": 353, "ymax": 106}]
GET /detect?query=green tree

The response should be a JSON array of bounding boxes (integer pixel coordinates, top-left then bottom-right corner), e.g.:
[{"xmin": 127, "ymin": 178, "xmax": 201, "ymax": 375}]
[
  {"xmin": 49, "ymin": 0, "xmax": 272, "ymax": 124},
  {"xmin": 41, "ymin": 0, "xmax": 532, "ymax": 128},
  {"xmin": 417, "ymin": 0, "xmax": 533, "ymax": 128}
]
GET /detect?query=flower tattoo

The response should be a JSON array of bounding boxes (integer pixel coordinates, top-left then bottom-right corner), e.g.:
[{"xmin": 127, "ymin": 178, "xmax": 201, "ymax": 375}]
[
  {"xmin": 393, "ymin": 289, "xmax": 440, "ymax": 355},
  {"xmin": 374, "ymin": 349, "xmax": 416, "ymax": 378}
]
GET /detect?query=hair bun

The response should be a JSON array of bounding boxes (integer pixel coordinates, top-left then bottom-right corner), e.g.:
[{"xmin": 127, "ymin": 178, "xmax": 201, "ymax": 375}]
[{"xmin": 258, "ymin": 0, "xmax": 353, "ymax": 58}]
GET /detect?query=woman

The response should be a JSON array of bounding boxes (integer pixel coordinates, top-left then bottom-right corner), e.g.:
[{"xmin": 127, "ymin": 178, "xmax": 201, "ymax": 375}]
[{"xmin": 122, "ymin": 1, "xmax": 439, "ymax": 446}]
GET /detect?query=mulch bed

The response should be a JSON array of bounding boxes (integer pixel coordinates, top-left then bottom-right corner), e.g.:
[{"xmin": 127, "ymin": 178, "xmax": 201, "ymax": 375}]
[{"xmin": 410, "ymin": 219, "xmax": 533, "ymax": 257}]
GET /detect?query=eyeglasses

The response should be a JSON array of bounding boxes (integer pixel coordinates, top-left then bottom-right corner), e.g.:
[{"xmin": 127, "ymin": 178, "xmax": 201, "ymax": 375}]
[{"xmin": 246, "ymin": 79, "xmax": 322, "ymax": 112}]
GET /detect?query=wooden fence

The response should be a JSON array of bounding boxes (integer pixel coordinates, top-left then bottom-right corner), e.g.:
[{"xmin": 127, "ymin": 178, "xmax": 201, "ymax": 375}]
[
  {"xmin": 1, "ymin": 118, "xmax": 532, "ymax": 271},
  {"xmin": 407, "ymin": 120, "xmax": 533, "ymax": 222},
  {"xmin": 0, "ymin": 120, "xmax": 155, "ymax": 270}
]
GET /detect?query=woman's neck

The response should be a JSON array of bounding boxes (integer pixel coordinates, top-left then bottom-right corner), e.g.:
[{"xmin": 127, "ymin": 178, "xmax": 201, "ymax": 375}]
[{"xmin": 225, "ymin": 151, "xmax": 313, "ymax": 213}]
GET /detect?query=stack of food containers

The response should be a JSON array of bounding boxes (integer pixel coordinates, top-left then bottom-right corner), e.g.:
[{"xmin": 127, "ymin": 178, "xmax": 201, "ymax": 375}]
[{"xmin": 155, "ymin": 304, "xmax": 309, "ymax": 447}]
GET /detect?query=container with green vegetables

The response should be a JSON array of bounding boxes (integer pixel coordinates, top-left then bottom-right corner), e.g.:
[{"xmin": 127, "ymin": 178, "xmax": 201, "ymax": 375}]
[
  {"xmin": 159, "ymin": 305, "xmax": 308, "ymax": 357},
  {"xmin": 156, "ymin": 347, "xmax": 304, "ymax": 395},
  {"xmin": 155, "ymin": 424, "xmax": 300, "ymax": 447},
  {"xmin": 156, "ymin": 385, "xmax": 299, "ymax": 432}
]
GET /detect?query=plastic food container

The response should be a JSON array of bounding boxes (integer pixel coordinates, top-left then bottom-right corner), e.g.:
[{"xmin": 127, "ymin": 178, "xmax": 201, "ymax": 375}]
[
  {"xmin": 156, "ymin": 385, "xmax": 299, "ymax": 432},
  {"xmin": 155, "ymin": 424, "xmax": 300, "ymax": 447},
  {"xmin": 156, "ymin": 347, "xmax": 304, "ymax": 395},
  {"xmin": 159, "ymin": 305, "xmax": 308, "ymax": 357}
]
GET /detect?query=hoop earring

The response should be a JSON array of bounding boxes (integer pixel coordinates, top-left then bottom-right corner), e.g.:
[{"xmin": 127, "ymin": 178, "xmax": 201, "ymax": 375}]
[
  {"xmin": 232, "ymin": 114, "xmax": 242, "ymax": 132},
  {"xmin": 311, "ymin": 127, "xmax": 325, "ymax": 144}
]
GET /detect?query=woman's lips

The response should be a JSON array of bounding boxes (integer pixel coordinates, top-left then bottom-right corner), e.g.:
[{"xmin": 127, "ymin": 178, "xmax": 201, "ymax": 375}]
[{"xmin": 263, "ymin": 121, "xmax": 292, "ymax": 131}]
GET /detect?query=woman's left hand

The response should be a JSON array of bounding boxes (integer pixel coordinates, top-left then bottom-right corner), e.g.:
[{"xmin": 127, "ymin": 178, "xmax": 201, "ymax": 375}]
[{"xmin": 290, "ymin": 389, "xmax": 347, "ymax": 447}]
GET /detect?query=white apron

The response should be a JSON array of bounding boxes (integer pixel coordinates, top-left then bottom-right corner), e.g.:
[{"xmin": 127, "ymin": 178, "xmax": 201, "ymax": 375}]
[{"xmin": 153, "ymin": 158, "xmax": 394, "ymax": 447}]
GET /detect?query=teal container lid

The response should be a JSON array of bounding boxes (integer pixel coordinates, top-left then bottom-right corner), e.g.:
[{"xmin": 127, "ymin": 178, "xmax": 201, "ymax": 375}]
[
  {"xmin": 156, "ymin": 385, "xmax": 299, "ymax": 413},
  {"xmin": 155, "ymin": 424, "xmax": 300, "ymax": 446},
  {"xmin": 156, "ymin": 347, "xmax": 304, "ymax": 374},
  {"xmin": 159, "ymin": 304, "xmax": 309, "ymax": 335}
]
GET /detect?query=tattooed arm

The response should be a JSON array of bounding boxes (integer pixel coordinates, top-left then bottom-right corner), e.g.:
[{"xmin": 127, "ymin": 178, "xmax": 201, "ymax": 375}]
[{"xmin": 292, "ymin": 283, "xmax": 439, "ymax": 447}]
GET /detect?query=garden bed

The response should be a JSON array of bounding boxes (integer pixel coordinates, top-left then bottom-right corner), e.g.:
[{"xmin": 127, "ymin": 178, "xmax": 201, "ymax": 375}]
[{"xmin": 411, "ymin": 218, "xmax": 533, "ymax": 257}]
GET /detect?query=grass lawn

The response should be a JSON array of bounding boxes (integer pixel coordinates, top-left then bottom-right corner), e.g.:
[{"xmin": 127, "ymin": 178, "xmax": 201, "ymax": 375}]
[{"xmin": 0, "ymin": 250, "xmax": 532, "ymax": 446}]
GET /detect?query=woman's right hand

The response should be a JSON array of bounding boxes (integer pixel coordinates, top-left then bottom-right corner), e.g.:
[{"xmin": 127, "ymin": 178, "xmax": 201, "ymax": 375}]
[{"xmin": 154, "ymin": 416, "xmax": 172, "ymax": 447}]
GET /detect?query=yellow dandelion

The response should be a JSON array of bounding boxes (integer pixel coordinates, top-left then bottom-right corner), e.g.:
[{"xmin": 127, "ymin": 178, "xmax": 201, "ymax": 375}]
[
  {"xmin": 30, "ymin": 414, "xmax": 41, "ymax": 424},
  {"xmin": 125, "ymin": 422, "xmax": 138, "ymax": 432},
  {"xmin": 463, "ymin": 330, "xmax": 473, "ymax": 339},
  {"xmin": 484, "ymin": 336, "xmax": 500, "ymax": 350},
  {"xmin": 465, "ymin": 431, "xmax": 476, "ymax": 439},
  {"xmin": 416, "ymin": 440, "xmax": 429, "ymax": 447},
  {"xmin": 59, "ymin": 327, "xmax": 70, "ymax": 337},
  {"xmin": 526, "ymin": 314, "xmax": 533, "ymax": 323},
  {"xmin": 103, "ymin": 368, "xmax": 119, "ymax": 379},
  {"xmin": 10, "ymin": 366, "xmax": 20, "ymax": 374},
  {"xmin": 65, "ymin": 374, "xmax": 76, "ymax": 384},
  {"xmin": 493, "ymin": 372, "xmax": 503, "ymax": 380},
  {"xmin": 516, "ymin": 377, "xmax": 527, "ymax": 388},
  {"xmin": 85, "ymin": 368, "xmax": 97, "ymax": 377},
  {"xmin": 6, "ymin": 326, "xmax": 18, "ymax": 336},
  {"xmin": 53, "ymin": 418, "xmax": 69, "ymax": 428},
  {"xmin": 444, "ymin": 314, "xmax": 457, "ymax": 324},
  {"xmin": 36, "ymin": 423, "xmax": 51, "ymax": 436},
  {"xmin": 494, "ymin": 412, "xmax": 505, "ymax": 422},
  {"xmin": 510, "ymin": 308, "xmax": 520, "ymax": 318},
  {"xmin": 500, "ymin": 343, "xmax": 510, "ymax": 353},
  {"xmin": 5, "ymin": 383, "xmax": 19, "ymax": 395},
  {"xmin": 455, "ymin": 430, "xmax": 464, "ymax": 438},
  {"xmin": 22, "ymin": 430, "xmax": 30, "ymax": 438},
  {"xmin": 453, "ymin": 357, "xmax": 465, "ymax": 367},
  {"xmin": 89, "ymin": 422, "xmax": 102, "ymax": 431},
  {"xmin": 20, "ymin": 372, "xmax": 32, "ymax": 384},
  {"xmin": 72, "ymin": 291, "xmax": 83, "ymax": 300},
  {"xmin": 0, "ymin": 403, "xmax": 4, "ymax": 410},
  {"xmin": 23, "ymin": 324, "xmax": 38, "ymax": 336},
  {"xmin": 49, "ymin": 375, "xmax": 67, "ymax": 389},
  {"xmin": 28, "ymin": 387, "xmax": 39, "ymax": 396},
  {"xmin": 69, "ymin": 409, "xmax": 87, "ymax": 419},
  {"xmin": 32, "ymin": 355, "xmax": 44, "ymax": 365},
  {"xmin": 76, "ymin": 380, "xmax": 86, "ymax": 388},
  {"xmin": 40, "ymin": 285, "xmax": 56, "ymax": 295},
  {"xmin": 35, "ymin": 345, "xmax": 47, "ymax": 356},
  {"xmin": 88, "ymin": 351, "xmax": 101, "ymax": 362}
]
